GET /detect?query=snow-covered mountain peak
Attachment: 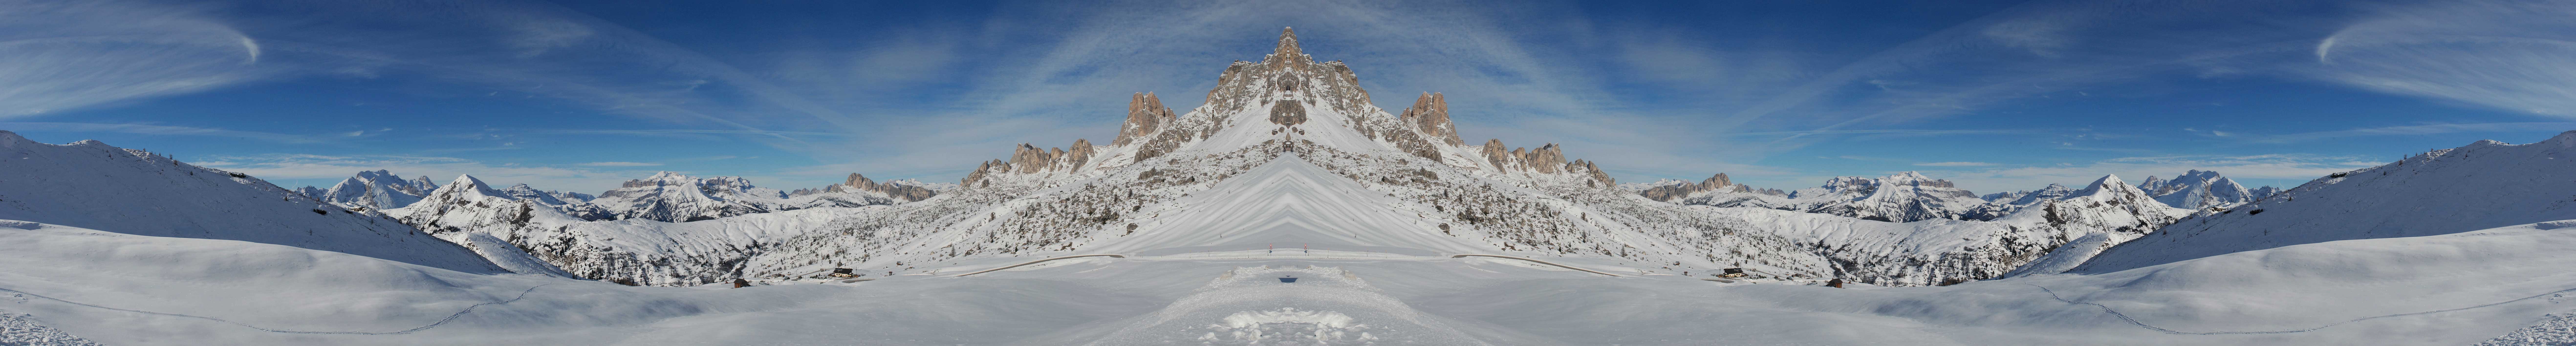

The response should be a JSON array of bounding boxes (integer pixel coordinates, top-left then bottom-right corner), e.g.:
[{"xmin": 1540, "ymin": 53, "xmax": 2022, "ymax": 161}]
[
  {"xmin": 439, "ymin": 174, "xmax": 509, "ymax": 198},
  {"xmin": 311, "ymin": 170, "xmax": 443, "ymax": 210},
  {"xmin": 2070, "ymin": 174, "xmax": 2130, "ymax": 197},
  {"xmin": 2134, "ymin": 170, "xmax": 2256, "ymax": 209}
]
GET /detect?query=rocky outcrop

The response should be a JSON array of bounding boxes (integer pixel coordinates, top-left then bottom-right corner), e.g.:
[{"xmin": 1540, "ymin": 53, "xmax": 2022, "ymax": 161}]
[
  {"xmin": 1401, "ymin": 92, "xmax": 1464, "ymax": 146},
  {"xmin": 1641, "ymin": 173, "xmax": 1736, "ymax": 202},
  {"xmin": 1204, "ymin": 27, "xmax": 1374, "ymax": 117},
  {"xmin": 1268, "ymin": 100, "xmax": 1308, "ymax": 125},
  {"xmin": 963, "ymin": 139, "xmax": 1103, "ymax": 186},
  {"xmin": 1569, "ymin": 159, "xmax": 1615, "ymax": 187},
  {"xmin": 1113, "ymin": 93, "xmax": 1176, "ymax": 146},
  {"xmin": 827, "ymin": 173, "xmax": 939, "ymax": 202},
  {"xmin": 1480, "ymin": 140, "xmax": 1571, "ymax": 174}
]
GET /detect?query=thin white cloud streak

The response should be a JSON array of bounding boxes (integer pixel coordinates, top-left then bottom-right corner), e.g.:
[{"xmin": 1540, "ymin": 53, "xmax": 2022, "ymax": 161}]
[
  {"xmin": 0, "ymin": 122, "xmax": 320, "ymax": 143},
  {"xmin": 2256, "ymin": 122, "xmax": 2576, "ymax": 143},
  {"xmin": 2310, "ymin": 0, "xmax": 2576, "ymax": 118},
  {"xmin": 577, "ymin": 162, "xmax": 660, "ymax": 167},
  {"xmin": 0, "ymin": 0, "xmax": 265, "ymax": 117},
  {"xmin": 1915, "ymin": 162, "xmax": 1998, "ymax": 167}
]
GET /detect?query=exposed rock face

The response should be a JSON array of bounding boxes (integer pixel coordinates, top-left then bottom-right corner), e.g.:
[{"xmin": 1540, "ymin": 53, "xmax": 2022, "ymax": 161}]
[
  {"xmin": 829, "ymin": 173, "xmax": 939, "ymax": 202},
  {"xmin": 1479, "ymin": 139, "xmax": 1511, "ymax": 170},
  {"xmin": 1401, "ymin": 92, "xmax": 1463, "ymax": 146},
  {"xmin": 1641, "ymin": 173, "xmax": 1735, "ymax": 202},
  {"xmin": 1112, "ymin": 93, "xmax": 1176, "ymax": 146},
  {"xmin": 963, "ymin": 138, "xmax": 1101, "ymax": 185},
  {"xmin": 1480, "ymin": 140, "xmax": 1572, "ymax": 174},
  {"xmin": 1268, "ymin": 101, "xmax": 1309, "ymax": 125},
  {"xmin": 1205, "ymin": 27, "xmax": 1373, "ymax": 118}
]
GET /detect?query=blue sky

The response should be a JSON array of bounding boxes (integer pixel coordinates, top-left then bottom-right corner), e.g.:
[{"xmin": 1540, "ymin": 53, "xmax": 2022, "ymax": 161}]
[{"xmin": 6, "ymin": 0, "xmax": 2574, "ymax": 195}]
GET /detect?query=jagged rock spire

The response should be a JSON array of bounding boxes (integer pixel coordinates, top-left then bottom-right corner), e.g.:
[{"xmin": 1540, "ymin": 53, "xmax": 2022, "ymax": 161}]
[
  {"xmin": 1273, "ymin": 27, "xmax": 1302, "ymax": 58},
  {"xmin": 1402, "ymin": 92, "xmax": 1463, "ymax": 146},
  {"xmin": 1114, "ymin": 92, "xmax": 1175, "ymax": 146}
]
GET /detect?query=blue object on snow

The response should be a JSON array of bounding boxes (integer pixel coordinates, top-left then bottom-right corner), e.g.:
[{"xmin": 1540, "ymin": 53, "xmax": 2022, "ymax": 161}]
[{"xmin": 1279, "ymin": 277, "xmax": 1298, "ymax": 283}]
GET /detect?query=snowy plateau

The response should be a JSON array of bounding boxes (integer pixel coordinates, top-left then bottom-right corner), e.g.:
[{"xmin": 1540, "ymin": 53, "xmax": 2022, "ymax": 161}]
[{"xmin": 5, "ymin": 28, "xmax": 2576, "ymax": 346}]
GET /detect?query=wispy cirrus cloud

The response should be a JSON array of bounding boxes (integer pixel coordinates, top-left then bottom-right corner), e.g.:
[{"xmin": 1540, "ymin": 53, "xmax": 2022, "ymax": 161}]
[
  {"xmin": 0, "ymin": 122, "xmax": 321, "ymax": 143},
  {"xmin": 2255, "ymin": 122, "xmax": 2576, "ymax": 144},
  {"xmin": 0, "ymin": 0, "xmax": 266, "ymax": 117},
  {"xmin": 2309, "ymin": 0, "xmax": 2576, "ymax": 118}
]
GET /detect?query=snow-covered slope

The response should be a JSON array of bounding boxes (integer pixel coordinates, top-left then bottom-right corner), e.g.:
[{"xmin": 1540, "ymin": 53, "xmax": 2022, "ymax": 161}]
[
  {"xmin": 0, "ymin": 131, "xmax": 504, "ymax": 274},
  {"xmin": 2070, "ymin": 131, "xmax": 2576, "ymax": 274},
  {"xmin": 1082, "ymin": 153, "xmax": 1495, "ymax": 256},
  {"xmin": 304, "ymin": 170, "xmax": 442, "ymax": 210}
]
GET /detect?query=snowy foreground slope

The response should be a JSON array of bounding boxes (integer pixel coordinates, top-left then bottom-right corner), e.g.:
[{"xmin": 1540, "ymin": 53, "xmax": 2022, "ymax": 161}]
[
  {"xmin": 0, "ymin": 131, "xmax": 505, "ymax": 274},
  {"xmin": 5, "ymin": 218, "xmax": 2574, "ymax": 345},
  {"xmin": 2069, "ymin": 131, "xmax": 2576, "ymax": 274}
]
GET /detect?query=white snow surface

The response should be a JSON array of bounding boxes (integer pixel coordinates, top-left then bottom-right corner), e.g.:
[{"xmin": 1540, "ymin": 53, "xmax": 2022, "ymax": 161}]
[
  {"xmin": 6, "ymin": 218, "xmax": 2574, "ymax": 345},
  {"xmin": 1083, "ymin": 153, "xmax": 1492, "ymax": 257}
]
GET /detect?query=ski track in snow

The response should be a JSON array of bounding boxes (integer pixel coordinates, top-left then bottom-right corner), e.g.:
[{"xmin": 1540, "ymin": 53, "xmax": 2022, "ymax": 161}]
[
  {"xmin": 2030, "ymin": 283, "xmax": 2576, "ymax": 335},
  {"xmin": 0, "ymin": 284, "xmax": 551, "ymax": 335}
]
